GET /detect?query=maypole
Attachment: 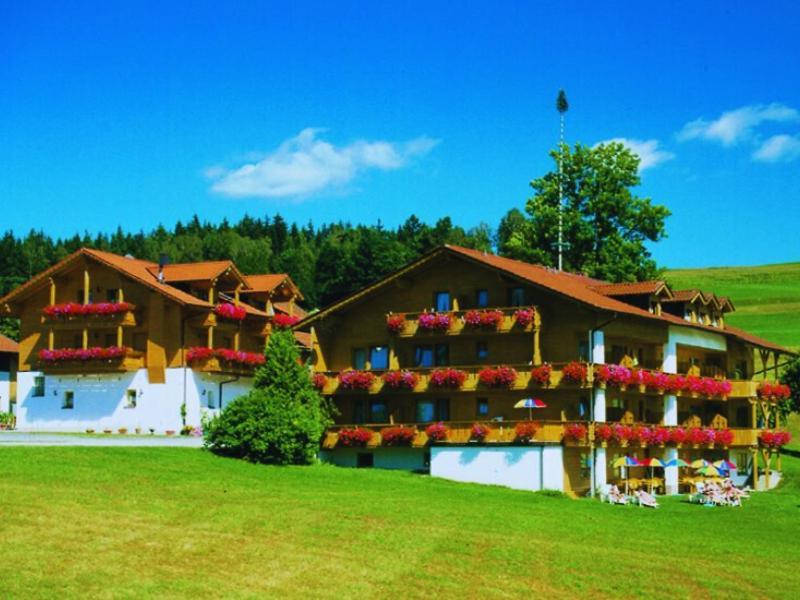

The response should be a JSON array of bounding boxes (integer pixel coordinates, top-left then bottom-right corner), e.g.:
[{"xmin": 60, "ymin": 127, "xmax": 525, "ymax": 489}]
[{"xmin": 556, "ymin": 89, "xmax": 569, "ymax": 272}]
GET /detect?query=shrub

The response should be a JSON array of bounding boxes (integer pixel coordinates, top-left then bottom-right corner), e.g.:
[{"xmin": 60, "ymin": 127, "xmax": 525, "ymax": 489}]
[
  {"xmin": 380, "ymin": 426, "xmax": 416, "ymax": 446},
  {"xmin": 204, "ymin": 330, "xmax": 332, "ymax": 465}
]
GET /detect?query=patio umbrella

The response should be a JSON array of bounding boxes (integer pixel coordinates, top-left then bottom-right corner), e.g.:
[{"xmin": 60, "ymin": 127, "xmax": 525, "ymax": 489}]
[
  {"xmin": 613, "ymin": 456, "xmax": 642, "ymax": 495},
  {"xmin": 514, "ymin": 398, "xmax": 547, "ymax": 420},
  {"xmin": 713, "ymin": 459, "xmax": 736, "ymax": 471},
  {"xmin": 691, "ymin": 458, "xmax": 710, "ymax": 468},
  {"xmin": 665, "ymin": 458, "xmax": 691, "ymax": 468},
  {"xmin": 696, "ymin": 465, "xmax": 721, "ymax": 477},
  {"xmin": 641, "ymin": 457, "xmax": 665, "ymax": 493}
]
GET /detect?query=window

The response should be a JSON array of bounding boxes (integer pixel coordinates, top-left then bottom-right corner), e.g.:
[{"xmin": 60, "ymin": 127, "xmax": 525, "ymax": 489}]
[
  {"xmin": 414, "ymin": 344, "xmax": 449, "ymax": 367},
  {"xmin": 578, "ymin": 340, "xmax": 590, "ymax": 362},
  {"xmin": 106, "ymin": 288, "xmax": 120, "ymax": 302},
  {"xmin": 416, "ymin": 398, "xmax": 450, "ymax": 422},
  {"xmin": 476, "ymin": 289, "xmax": 489, "ymax": 308},
  {"xmin": 369, "ymin": 346, "xmax": 389, "ymax": 370},
  {"xmin": 62, "ymin": 390, "xmax": 74, "ymax": 410},
  {"xmin": 207, "ymin": 390, "xmax": 217, "ymax": 409},
  {"xmin": 352, "ymin": 348, "xmax": 367, "ymax": 370},
  {"xmin": 32, "ymin": 375, "xmax": 45, "ymax": 397},
  {"xmin": 369, "ymin": 400, "xmax": 388, "ymax": 423},
  {"xmin": 353, "ymin": 399, "xmax": 365, "ymax": 424},
  {"xmin": 125, "ymin": 389, "xmax": 137, "ymax": 409},
  {"xmin": 508, "ymin": 287, "xmax": 526, "ymax": 306},
  {"xmin": 476, "ymin": 341, "xmax": 489, "ymax": 360},
  {"xmin": 434, "ymin": 291, "xmax": 450, "ymax": 312},
  {"xmin": 476, "ymin": 398, "xmax": 489, "ymax": 417}
]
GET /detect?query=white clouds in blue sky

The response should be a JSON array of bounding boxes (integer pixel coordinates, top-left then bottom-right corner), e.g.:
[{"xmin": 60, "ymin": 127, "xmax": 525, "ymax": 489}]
[
  {"xmin": 677, "ymin": 103, "xmax": 800, "ymax": 162},
  {"xmin": 596, "ymin": 138, "xmax": 675, "ymax": 171},
  {"xmin": 207, "ymin": 129, "xmax": 440, "ymax": 199}
]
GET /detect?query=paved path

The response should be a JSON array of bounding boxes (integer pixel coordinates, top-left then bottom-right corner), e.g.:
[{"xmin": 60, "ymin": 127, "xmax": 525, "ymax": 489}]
[{"xmin": 0, "ymin": 431, "xmax": 204, "ymax": 447}]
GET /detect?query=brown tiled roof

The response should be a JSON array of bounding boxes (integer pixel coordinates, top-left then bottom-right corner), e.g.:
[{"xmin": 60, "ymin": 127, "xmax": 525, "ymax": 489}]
[
  {"xmin": 591, "ymin": 280, "xmax": 670, "ymax": 297},
  {"xmin": 273, "ymin": 301, "xmax": 307, "ymax": 318},
  {"xmin": 664, "ymin": 289, "xmax": 704, "ymax": 303},
  {"xmin": 294, "ymin": 331, "xmax": 312, "ymax": 349},
  {"xmin": 0, "ymin": 333, "xmax": 18, "ymax": 354},
  {"xmin": 297, "ymin": 244, "xmax": 795, "ymax": 355},
  {"xmin": 242, "ymin": 274, "xmax": 304, "ymax": 300},
  {"xmin": 147, "ymin": 261, "xmax": 243, "ymax": 284}
]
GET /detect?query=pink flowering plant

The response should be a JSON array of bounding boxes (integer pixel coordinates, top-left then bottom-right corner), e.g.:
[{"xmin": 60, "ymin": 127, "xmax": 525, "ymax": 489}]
[
  {"xmin": 386, "ymin": 314, "xmax": 406, "ymax": 334},
  {"xmin": 214, "ymin": 303, "xmax": 247, "ymax": 321},
  {"xmin": 425, "ymin": 422, "xmax": 449, "ymax": 443},
  {"xmin": 272, "ymin": 313, "xmax": 300, "ymax": 328},
  {"xmin": 38, "ymin": 346, "xmax": 129, "ymax": 363},
  {"xmin": 513, "ymin": 307, "xmax": 536, "ymax": 327},
  {"xmin": 418, "ymin": 312, "xmax": 452, "ymax": 332},
  {"xmin": 381, "ymin": 370, "xmax": 420, "ymax": 389},
  {"xmin": 43, "ymin": 302, "xmax": 134, "ymax": 319},
  {"xmin": 428, "ymin": 368, "xmax": 468, "ymax": 389},
  {"xmin": 478, "ymin": 366, "xmax": 518, "ymax": 388},
  {"xmin": 338, "ymin": 370, "xmax": 377, "ymax": 390}
]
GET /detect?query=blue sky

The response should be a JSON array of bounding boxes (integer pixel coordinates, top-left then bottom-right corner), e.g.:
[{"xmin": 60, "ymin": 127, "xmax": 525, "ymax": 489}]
[{"xmin": 2, "ymin": 1, "xmax": 799, "ymax": 267}]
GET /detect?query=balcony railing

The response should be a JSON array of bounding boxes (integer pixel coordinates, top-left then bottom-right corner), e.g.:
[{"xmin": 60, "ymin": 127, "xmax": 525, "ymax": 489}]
[
  {"xmin": 39, "ymin": 348, "xmax": 145, "ymax": 374},
  {"xmin": 314, "ymin": 364, "xmax": 770, "ymax": 400},
  {"xmin": 41, "ymin": 303, "xmax": 138, "ymax": 329},
  {"xmin": 388, "ymin": 306, "xmax": 539, "ymax": 337},
  {"xmin": 321, "ymin": 421, "xmax": 761, "ymax": 450}
]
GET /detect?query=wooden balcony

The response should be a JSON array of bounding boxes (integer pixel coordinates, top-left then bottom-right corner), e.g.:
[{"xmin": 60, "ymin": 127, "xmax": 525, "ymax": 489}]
[
  {"xmin": 188, "ymin": 356, "xmax": 259, "ymax": 376},
  {"xmin": 39, "ymin": 350, "xmax": 145, "ymax": 374},
  {"xmin": 315, "ymin": 363, "xmax": 590, "ymax": 395},
  {"xmin": 391, "ymin": 306, "xmax": 539, "ymax": 337},
  {"xmin": 42, "ymin": 307, "xmax": 138, "ymax": 330}
]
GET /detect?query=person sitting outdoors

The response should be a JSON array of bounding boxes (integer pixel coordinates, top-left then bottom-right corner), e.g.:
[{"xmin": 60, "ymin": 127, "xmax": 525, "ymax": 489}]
[
  {"xmin": 635, "ymin": 490, "xmax": 659, "ymax": 508},
  {"xmin": 609, "ymin": 484, "xmax": 628, "ymax": 505}
]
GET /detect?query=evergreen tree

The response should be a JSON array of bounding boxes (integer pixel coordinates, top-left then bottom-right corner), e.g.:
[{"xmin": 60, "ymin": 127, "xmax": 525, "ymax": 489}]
[{"xmin": 204, "ymin": 330, "xmax": 332, "ymax": 465}]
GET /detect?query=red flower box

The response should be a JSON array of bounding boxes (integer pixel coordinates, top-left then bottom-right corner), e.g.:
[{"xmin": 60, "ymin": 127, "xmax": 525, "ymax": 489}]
[
  {"xmin": 643, "ymin": 371, "xmax": 670, "ymax": 391},
  {"xmin": 651, "ymin": 426, "xmax": 671, "ymax": 445},
  {"xmin": 515, "ymin": 421, "xmax": 539, "ymax": 442},
  {"xmin": 215, "ymin": 348, "xmax": 266, "ymax": 366},
  {"xmin": 629, "ymin": 425, "xmax": 653, "ymax": 445},
  {"xmin": 42, "ymin": 302, "xmax": 134, "ymax": 319},
  {"xmin": 561, "ymin": 361, "xmax": 588, "ymax": 384},
  {"xmin": 429, "ymin": 368, "xmax": 468, "ymax": 389},
  {"xmin": 758, "ymin": 382, "xmax": 791, "ymax": 400},
  {"xmin": 272, "ymin": 313, "xmax": 300, "ymax": 328},
  {"xmin": 595, "ymin": 423, "xmax": 614, "ymax": 443},
  {"xmin": 514, "ymin": 307, "xmax": 535, "ymax": 327},
  {"xmin": 380, "ymin": 426, "xmax": 416, "ymax": 446},
  {"xmin": 338, "ymin": 370, "xmax": 377, "ymax": 390},
  {"xmin": 612, "ymin": 424, "xmax": 633, "ymax": 444},
  {"xmin": 594, "ymin": 365, "xmax": 631, "ymax": 387},
  {"xmin": 470, "ymin": 423, "xmax": 490, "ymax": 441},
  {"xmin": 564, "ymin": 423, "xmax": 587, "ymax": 442},
  {"xmin": 381, "ymin": 370, "xmax": 420, "ymax": 389},
  {"xmin": 38, "ymin": 346, "xmax": 129, "ymax": 363},
  {"xmin": 215, "ymin": 303, "xmax": 247, "ymax": 321},
  {"xmin": 425, "ymin": 422, "xmax": 449, "ymax": 442},
  {"xmin": 530, "ymin": 364, "xmax": 552, "ymax": 386},
  {"xmin": 760, "ymin": 430, "xmax": 791, "ymax": 449},
  {"xmin": 418, "ymin": 312, "xmax": 452, "ymax": 332},
  {"xmin": 714, "ymin": 428, "xmax": 734, "ymax": 446},
  {"xmin": 386, "ymin": 314, "xmax": 406, "ymax": 334},
  {"xmin": 186, "ymin": 346, "xmax": 215, "ymax": 362},
  {"xmin": 669, "ymin": 427, "xmax": 687, "ymax": 445},
  {"xmin": 478, "ymin": 366, "xmax": 518, "ymax": 388},
  {"xmin": 338, "ymin": 428, "xmax": 374, "ymax": 447}
]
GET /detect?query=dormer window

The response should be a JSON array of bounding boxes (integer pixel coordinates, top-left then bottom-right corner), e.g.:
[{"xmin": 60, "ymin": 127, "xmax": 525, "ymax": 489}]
[{"xmin": 683, "ymin": 307, "xmax": 692, "ymax": 322}]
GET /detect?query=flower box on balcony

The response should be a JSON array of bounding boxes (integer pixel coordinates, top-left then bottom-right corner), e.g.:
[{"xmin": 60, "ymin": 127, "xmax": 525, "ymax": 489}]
[
  {"xmin": 514, "ymin": 421, "xmax": 539, "ymax": 443},
  {"xmin": 563, "ymin": 423, "xmax": 588, "ymax": 445},
  {"xmin": 561, "ymin": 361, "xmax": 588, "ymax": 385},
  {"xmin": 464, "ymin": 309, "xmax": 505, "ymax": 329},
  {"xmin": 478, "ymin": 366, "xmax": 518, "ymax": 388},
  {"xmin": 425, "ymin": 422, "xmax": 449, "ymax": 443},
  {"xmin": 381, "ymin": 370, "xmax": 420, "ymax": 390},
  {"xmin": 38, "ymin": 346, "xmax": 130, "ymax": 363},
  {"xmin": 418, "ymin": 312, "xmax": 452, "ymax": 332},
  {"xmin": 337, "ymin": 428, "xmax": 374, "ymax": 447},
  {"xmin": 215, "ymin": 303, "xmax": 247, "ymax": 322},
  {"xmin": 470, "ymin": 423, "xmax": 490, "ymax": 442},
  {"xmin": 272, "ymin": 313, "xmax": 300, "ymax": 328},
  {"xmin": 380, "ymin": 426, "xmax": 416, "ymax": 446},
  {"xmin": 312, "ymin": 373, "xmax": 328, "ymax": 391},
  {"xmin": 530, "ymin": 364, "xmax": 552, "ymax": 387},
  {"xmin": 386, "ymin": 314, "xmax": 406, "ymax": 334},
  {"xmin": 513, "ymin": 307, "xmax": 536, "ymax": 328},
  {"xmin": 338, "ymin": 370, "xmax": 377, "ymax": 391},
  {"xmin": 428, "ymin": 368, "xmax": 468, "ymax": 389},
  {"xmin": 42, "ymin": 302, "xmax": 135, "ymax": 320}
]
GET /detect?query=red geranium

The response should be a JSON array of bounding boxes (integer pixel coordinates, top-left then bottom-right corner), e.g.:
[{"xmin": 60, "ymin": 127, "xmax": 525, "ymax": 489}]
[
  {"xmin": 612, "ymin": 424, "xmax": 633, "ymax": 444},
  {"xmin": 760, "ymin": 430, "xmax": 792, "ymax": 449},
  {"xmin": 339, "ymin": 370, "xmax": 377, "ymax": 390},
  {"xmin": 530, "ymin": 364, "xmax": 552, "ymax": 386},
  {"xmin": 514, "ymin": 421, "xmax": 539, "ymax": 441},
  {"xmin": 380, "ymin": 426, "xmax": 416, "ymax": 446},
  {"xmin": 386, "ymin": 314, "xmax": 406, "ymax": 334},
  {"xmin": 338, "ymin": 428, "xmax": 374, "ymax": 447},
  {"xmin": 564, "ymin": 423, "xmax": 588, "ymax": 442},
  {"xmin": 272, "ymin": 313, "xmax": 300, "ymax": 328},
  {"xmin": 312, "ymin": 373, "xmax": 328, "ymax": 390},
  {"xmin": 215, "ymin": 303, "xmax": 247, "ymax": 321},
  {"xmin": 669, "ymin": 427, "xmax": 687, "ymax": 445},
  {"xmin": 38, "ymin": 346, "xmax": 128, "ymax": 363},
  {"xmin": 714, "ymin": 429, "xmax": 734, "ymax": 446},
  {"xmin": 186, "ymin": 346, "xmax": 215, "ymax": 362},
  {"xmin": 418, "ymin": 312, "xmax": 451, "ymax": 331},
  {"xmin": 562, "ymin": 361, "xmax": 588, "ymax": 384},
  {"xmin": 425, "ymin": 422, "xmax": 449, "ymax": 442},
  {"xmin": 42, "ymin": 302, "xmax": 133, "ymax": 318},
  {"xmin": 215, "ymin": 348, "xmax": 265, "ymax": 366},
  {"xmin": 595, "ymin": 423, "xmax": 614, "ymax": 443},
  {"xmin": 651, "ymin": 426, "xmax": 671, "ymax": 445},
  {"xmin": 381, "ymin": 370, "xmax": 420, "ymax": 389},
  {"xmin": 514, "ymin": 307, "xmax": 535, "ymax": 327},
  {"xmin": 471, "ymin": 423, "xmax": 490, "ymax": 441},
  {"xmin": 478, "ymin": 366, "xmax": 518, "ymax": 388},
  {"xmin": 429, "ymin": 368, "xmax": 468, "ymax": 389}
]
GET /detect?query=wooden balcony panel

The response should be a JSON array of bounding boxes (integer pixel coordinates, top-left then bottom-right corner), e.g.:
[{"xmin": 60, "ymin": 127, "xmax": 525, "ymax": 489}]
[
  {"xmin": 188, "ymin": 356, "xmax": 257, "ymax": 376},
  {"xmin": 40, "ymin": 352, "xmax": 145, "ymax": 374},
  {"xmin": 42, "ymin": 310, "xmax": 138, "ymax": 330},
  {"xmin": 394, "ymin": 307, "xmax": 537, "ymax": 338}
]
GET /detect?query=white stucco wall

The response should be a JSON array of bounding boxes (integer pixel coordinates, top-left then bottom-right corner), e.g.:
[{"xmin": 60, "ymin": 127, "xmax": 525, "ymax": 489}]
[
  {"xmin": 320, "ymin": 447, "xmax": 427, "ymax": 470},
  {"xmin": 0, "ymin": 372, "xmax": 10, "ymax": 413},
  {"xmin": 430, "ymin": 445, "xmax": 564, "ymax": 492},
  {"xmin": 667, "ymin": 325, "xmax": 727, "ymax": 353},
  {"xmin": 15, "ymin": 369, "xmax": 253, "ymax": 433}
]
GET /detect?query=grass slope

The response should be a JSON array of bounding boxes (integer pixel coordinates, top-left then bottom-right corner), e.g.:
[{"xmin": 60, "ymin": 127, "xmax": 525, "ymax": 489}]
[
  {"xmin": 1, "ymin": 448, "xmax": 800, "ymax": 599},
  {"xmin": 666, "ymin": 262, "xmax": 800, "ymax": 352}
]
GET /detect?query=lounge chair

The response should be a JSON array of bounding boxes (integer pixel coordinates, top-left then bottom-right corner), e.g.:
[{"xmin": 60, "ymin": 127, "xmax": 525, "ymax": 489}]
[{"xmin": 635, "ymin": 490, "xmax": 659, "ymax": 508}]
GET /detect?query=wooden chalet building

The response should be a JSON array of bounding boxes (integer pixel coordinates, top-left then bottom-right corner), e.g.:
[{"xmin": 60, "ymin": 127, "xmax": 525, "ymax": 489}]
[
  {"xmin": 0, "ymin": 333, "xmax": 18, "ymax": 418},
  {"xmin": 0, "ymin": 248, "xmax": 304, "ymax": 433},
  {"xmin": 299, "ymin": 245, "xmax": 795, "ymax": 496}
]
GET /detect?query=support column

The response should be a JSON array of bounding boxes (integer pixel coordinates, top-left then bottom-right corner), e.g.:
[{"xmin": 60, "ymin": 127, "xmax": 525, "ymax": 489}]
[
  {"xmin": 664, "ymin": 446, "xmax": 679, "ymax": 495},
  {"xmin": 82, "ymin": 268, "xmax": 90, "ymax": 349},
  {"xmin": 595, "ymin": 447, "xmax": 607, "ymax": 489},
  {"xmin": 532, "ymin": 311, "xmax": 542, "ymax": 366},
  {"xmin": 592, "ymin": 330, "xmax": 606, "ymax": 421},
  {"xmin": 594, "ymin": 387, "xmax": 606, "ymax": 422},
  {"xmin": 663, "ymin": 330, "xmax": 679, "ymax": 494}
]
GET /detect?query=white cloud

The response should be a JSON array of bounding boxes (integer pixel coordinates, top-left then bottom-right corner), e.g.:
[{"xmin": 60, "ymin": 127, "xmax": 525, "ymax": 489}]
[
  {"xmin": 597, "ymin": 138, "xmax": 675, "ymax": 171},
  {"xmin": 207, "ymin": 128, "xmax": 440, "ymax": 199},
  {"xmin": 752, "ymin": 134, "xmax": 800, "ymax": 162},
  {"xmin": 677, "ymin": 103, "xmax": 799, "ymax": 146}
]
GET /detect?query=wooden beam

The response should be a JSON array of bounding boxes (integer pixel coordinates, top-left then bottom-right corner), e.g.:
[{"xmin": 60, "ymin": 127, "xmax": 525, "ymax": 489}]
[
  {"xmin": 83, "ymin": 269, "xmax": 90, "ymax": 304},
  {"xmin": 48, "ymin": 277, "xmax": 56, "ymax": 306},
  {"xmin": 532, "ymin": 310, "xmax": 542, "ymax": 366}
]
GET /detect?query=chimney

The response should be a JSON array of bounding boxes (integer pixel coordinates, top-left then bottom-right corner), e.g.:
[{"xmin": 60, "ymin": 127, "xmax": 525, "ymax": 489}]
[{"xmin": 157, "ymin": 253, "xmax": 169, "ymax": 283}]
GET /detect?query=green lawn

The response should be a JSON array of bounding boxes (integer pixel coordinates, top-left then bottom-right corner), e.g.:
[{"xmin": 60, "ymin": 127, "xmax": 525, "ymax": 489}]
[
  {"xmin": 2, "ymin": 448, "xmax": 800, "ymax": 598},
  {"xmin": 666, "ymin": 262, "xmax": 800, "ymax": 352}
]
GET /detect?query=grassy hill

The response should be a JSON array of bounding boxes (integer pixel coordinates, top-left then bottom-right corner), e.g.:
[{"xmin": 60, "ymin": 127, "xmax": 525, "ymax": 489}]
[
  {"xmin": 1, "ymin": 446, "xmax": 800, "ymax": 598},
  {"xmin": 666, "ymin": 262, "xmax": 800, "ymax": 352}
]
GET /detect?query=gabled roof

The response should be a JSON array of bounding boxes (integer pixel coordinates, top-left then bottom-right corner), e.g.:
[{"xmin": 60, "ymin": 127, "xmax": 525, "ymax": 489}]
[
  {"xmin": 0, "ymin": 333, "xmax": 18, "ymax": 354},
  {"xmin": 241, "ymin": 274, "xmax": 303, "ymax": 300},
  {"xmin": 296, "ymin": 244, "xmax": 794, "ymax": 355},
  {"xmin": 591, "ymin": 280, "xmax": 673, "ymax": 298},
  {"xmin": 664, "ymin": 289, "xmax": 705, "ymax": 303},
  {"xmin": 147, "ymin": 260, "xmax": 248, "ymax": 287}
]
